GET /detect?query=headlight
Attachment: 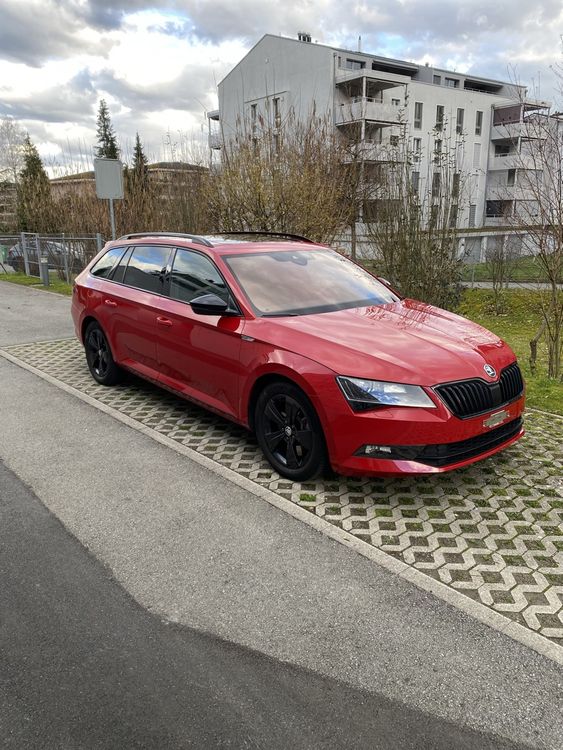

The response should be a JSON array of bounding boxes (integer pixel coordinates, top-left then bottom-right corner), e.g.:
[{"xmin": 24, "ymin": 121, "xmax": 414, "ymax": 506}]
[{"xmin": 337, "ymin": 376, "xmax": 436, "ymax": 410}]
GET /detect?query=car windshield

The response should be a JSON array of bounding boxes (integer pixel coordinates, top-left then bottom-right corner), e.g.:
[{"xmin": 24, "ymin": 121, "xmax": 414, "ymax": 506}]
[{"xmin": 225, "ymin": 248, "xmax": 399, "ymax": 316}]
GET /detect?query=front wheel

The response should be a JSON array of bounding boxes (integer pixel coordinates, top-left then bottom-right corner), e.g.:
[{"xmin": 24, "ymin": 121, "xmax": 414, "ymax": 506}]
[
  {"xmin": 255, "ymin": 382, "xmax": 327, "ymax": 481},
  {"xmin": 84, "ymin": 321, "xmax": 121, "ymax": 386}
]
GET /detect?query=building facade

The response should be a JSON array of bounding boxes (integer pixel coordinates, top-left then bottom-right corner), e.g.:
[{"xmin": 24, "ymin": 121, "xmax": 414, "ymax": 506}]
[{"xmin": 209, "ymin": 33, "xmax": 549, "ymax": 260}]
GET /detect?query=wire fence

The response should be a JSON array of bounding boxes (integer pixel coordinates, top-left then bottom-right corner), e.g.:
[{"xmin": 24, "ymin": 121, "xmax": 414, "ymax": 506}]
[{"xmin": 0, "ymin": 233, "xmax": 103, "ymax": 283}]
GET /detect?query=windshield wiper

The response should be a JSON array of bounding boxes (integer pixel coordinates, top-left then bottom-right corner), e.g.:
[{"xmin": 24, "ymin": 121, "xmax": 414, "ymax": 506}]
[{"xmin": 261, "ymin": 312, "xmax": 300, "ymax": 317}]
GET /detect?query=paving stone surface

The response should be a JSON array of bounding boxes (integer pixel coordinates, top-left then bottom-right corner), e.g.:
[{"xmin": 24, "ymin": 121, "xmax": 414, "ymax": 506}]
[{"xmin": 5, "ymin": 338, "xmax": 563, "ymax": 645}]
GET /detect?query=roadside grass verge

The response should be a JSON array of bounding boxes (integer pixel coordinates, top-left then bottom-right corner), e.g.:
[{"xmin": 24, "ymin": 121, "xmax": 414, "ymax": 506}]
[
  {"xmin": 461, "ymin": 255, "xmax": 561, "ymax": 283},
  {"xmin": 0, "ymin": 272, "xmax": 73, "ymax": 296},
  {"xmin": 458, "ymin": 288, "xmax": 563, "ymax": 415}
]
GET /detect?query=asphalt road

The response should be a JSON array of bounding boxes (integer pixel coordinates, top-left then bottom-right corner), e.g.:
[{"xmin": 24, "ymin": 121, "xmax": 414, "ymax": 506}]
[{"xmin": 0, "ymin": 460, "xmax": 523, "ymax": 750}]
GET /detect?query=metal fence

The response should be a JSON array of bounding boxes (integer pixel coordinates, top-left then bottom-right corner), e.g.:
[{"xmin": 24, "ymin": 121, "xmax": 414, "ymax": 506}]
[{"xmin": 0, "ymin": 233, "xmax": 103, "ymax": 284}]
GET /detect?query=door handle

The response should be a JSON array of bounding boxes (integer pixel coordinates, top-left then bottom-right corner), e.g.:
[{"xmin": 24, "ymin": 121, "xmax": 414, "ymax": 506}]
[
  {"xmin": 156, "ymin": 316, "xmax": 173, "ymax": 327},
  {"xmin": 104, "ymin": 299, "xmax": 117, "ymax": 307}
]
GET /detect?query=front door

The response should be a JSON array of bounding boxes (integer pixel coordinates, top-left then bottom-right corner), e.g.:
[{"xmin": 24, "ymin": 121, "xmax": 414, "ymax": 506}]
[{"xmin": 155, "ymin": 247, "xmax": 245, "ymax": 421}]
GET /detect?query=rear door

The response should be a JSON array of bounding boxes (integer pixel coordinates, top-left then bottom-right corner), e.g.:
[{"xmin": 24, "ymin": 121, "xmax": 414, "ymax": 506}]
[
  {"xmin": 155, "ymin": 247, "xmax": 245, "ymax": 420},
  {"xmin": 106, "ymin": 244, "xmax": 173, "ymax": 379}
]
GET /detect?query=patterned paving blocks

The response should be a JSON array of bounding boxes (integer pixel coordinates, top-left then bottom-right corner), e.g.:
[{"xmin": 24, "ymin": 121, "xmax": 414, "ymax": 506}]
[{"xmin": 4, "ymin": 338, "xmax": 563, "ymax": 644}]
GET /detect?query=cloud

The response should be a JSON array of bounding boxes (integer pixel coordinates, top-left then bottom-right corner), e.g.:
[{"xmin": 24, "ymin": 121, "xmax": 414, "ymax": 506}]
[{"xmin": 1, "ymin": 0, "xmax": 562, "ymax": 168}]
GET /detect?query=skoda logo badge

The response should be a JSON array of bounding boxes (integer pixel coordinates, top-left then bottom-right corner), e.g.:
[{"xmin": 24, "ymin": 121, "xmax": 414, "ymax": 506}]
[{"xmin": 483, "ymin": 364, "xmax": 496, "ymax": 378}]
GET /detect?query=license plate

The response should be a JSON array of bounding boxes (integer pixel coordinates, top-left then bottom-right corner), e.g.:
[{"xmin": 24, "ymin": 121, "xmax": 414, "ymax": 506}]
[{"xmin": 483, "ymin": 409, "xmax": 509, "ymax": 429}]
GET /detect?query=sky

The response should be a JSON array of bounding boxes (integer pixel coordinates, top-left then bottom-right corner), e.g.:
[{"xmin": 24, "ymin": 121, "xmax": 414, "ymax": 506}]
[{"xmin": 1, "ymin": 0, "xmax": 562, "ymax": 173}]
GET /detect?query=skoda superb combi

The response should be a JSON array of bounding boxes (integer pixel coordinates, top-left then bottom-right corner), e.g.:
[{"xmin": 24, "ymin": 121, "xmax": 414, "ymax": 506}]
[{"xmin": 71, "ymin": 232, "xmax": 525, "ymax": 481}]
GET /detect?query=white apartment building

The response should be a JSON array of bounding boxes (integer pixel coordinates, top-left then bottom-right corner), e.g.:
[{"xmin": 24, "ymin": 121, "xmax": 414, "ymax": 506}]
[{"xmin": 208, "ymin": 33, "xmax": 549, "ymax": 260}]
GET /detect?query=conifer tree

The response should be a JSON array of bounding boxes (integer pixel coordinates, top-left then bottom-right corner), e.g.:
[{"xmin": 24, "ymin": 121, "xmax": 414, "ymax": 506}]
[
  {"xmin": 17, "ymin": 135, "xmax": 51, "ymax": 230},
  {"xmin": 95, "ymin": 99, "xmax": 119, "ymax": 159},
  {"xmin": 131, "ymin": 132, "xmax": 149, "ymax": 190}
]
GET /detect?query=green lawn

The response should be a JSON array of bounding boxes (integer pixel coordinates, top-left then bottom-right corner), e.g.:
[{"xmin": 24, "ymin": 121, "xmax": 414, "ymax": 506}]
[
  {"xmin": 457, "ymin": 289, "xmax": 563, "ymax": 415},
  {"xmin": 0, "ymin": 272, "xmax": 73, "ymax": 296},
  {"xmin": 461, "ymin": 255, "xmax": 559, "ymax": 283}
]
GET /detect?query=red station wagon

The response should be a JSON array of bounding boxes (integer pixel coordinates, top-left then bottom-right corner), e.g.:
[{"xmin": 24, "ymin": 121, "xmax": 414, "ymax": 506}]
[{"xmin": 71, "ymin": 232, "xmax": 525, "ymax": 480}]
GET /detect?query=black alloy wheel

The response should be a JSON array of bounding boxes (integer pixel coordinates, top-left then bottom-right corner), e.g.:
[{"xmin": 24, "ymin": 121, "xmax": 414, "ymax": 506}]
[
  {"xmin": 84, "ymin": 322, "xmax": 121, "ymax": 386},
  {"xmin": 255, "ymin": 382, "xmax": 327, "ymax": 481}
]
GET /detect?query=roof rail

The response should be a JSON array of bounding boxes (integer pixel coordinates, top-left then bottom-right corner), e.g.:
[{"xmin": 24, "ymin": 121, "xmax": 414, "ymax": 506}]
[
  {"xmin": 116, "ymin": 232, "xmax": 214, "ymax": 247},
  {"xmin": 215, "ymin": 231, "xmax": 316, "ymax": 244}
]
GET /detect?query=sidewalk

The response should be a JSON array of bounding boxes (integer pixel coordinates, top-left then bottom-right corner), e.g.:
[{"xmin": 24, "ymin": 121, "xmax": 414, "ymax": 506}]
[{"xmin": 1, "ymin": 281, "xmax": 562, "ymax": 749}]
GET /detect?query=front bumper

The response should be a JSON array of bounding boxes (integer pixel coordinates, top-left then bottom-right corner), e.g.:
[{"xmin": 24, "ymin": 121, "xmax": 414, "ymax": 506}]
[{"xmin": 315, "ymin": 388, "xmax": 525, "ymax": 477}]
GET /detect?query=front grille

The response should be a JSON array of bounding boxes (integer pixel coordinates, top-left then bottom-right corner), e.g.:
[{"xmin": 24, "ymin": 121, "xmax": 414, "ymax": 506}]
[
  {"xmin": 354, "ymin": 417, "xmax": 523, "ymax": 467},
  {"xmin": 434, "ymin": 362, "xmax": 524, "ymax": 419}
]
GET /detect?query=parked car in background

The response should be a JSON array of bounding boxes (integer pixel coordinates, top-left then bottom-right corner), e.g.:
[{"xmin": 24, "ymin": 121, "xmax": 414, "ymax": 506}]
[{"xmin": 71, "ymin": 232, "xmax": 525, "ymax": 480}]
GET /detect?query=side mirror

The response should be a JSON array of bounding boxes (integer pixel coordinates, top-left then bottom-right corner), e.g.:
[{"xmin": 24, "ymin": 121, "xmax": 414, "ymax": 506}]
[{"xmin": 190, "ymin": 293, "xmax": 231, "ymax": 315}]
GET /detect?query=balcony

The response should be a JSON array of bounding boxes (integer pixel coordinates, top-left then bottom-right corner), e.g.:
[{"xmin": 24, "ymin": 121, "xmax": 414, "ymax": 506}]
[
  {"xmin": 208, "ymin": 132, "xmax": 222, "ymax": 150},
  {"xmin": 488, "ymin": 152, "xmax": 537, "ymax": 170},
  {"xmin": 335, "ymin": 98, "xmax": 401, "ymax": 126},
  {"xmin": 485, "ymin": 182, "xmax": 537, "ymax": 202},
  {"xmin": 343, "ymin": 141, "xmax": 401, "ymax": 163},
  {"xmin": 335, "ymin": 68, "xmax": 410, "ymax": 90}
]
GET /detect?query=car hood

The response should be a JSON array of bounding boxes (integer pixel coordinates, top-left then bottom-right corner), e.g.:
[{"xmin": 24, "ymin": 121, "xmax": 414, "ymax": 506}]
[{"xmin": 246, "ymin": 300, "xmax": 516, "ymax": 386}]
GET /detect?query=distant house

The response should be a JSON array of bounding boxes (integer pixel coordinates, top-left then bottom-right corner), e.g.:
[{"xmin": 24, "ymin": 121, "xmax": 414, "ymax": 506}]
[{"xmin": 50, "ymin": 162, "xmax": 207, "ymax": 200}]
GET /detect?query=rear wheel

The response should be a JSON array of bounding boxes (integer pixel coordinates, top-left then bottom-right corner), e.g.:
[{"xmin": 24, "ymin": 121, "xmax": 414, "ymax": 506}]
[
  {"xmin": 84, "ymin": 321, "xmax": 121, "ymax": 386},
  {"xmin": 255, "ymin": 382, "xmax": 327, "ymax": 481}
]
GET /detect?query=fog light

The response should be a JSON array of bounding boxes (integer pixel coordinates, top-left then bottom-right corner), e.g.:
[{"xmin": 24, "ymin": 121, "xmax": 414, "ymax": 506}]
[{"xmin": 364, "ymin": 445, "xmax": 392, "ymax": 455}]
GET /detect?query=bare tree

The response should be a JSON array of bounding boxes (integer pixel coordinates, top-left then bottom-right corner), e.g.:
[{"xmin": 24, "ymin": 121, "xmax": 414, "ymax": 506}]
[
  {"xmin": 484, "ymin": 234, "xmax": 521, "ymax": 314},
  {"xmin": 363, "ymin": 123, "xmax": 467, "ymax": 309},
  {"xmin": 0, "ymin": 117, "xmax": 26, "ymax": 183},
  {"xmin": 497, "ymin": 98, "xmax": 563, "ymax": 378},
  {"xmin": 205, "ymin": 108, "xmax": 353, "ymax": 244}
]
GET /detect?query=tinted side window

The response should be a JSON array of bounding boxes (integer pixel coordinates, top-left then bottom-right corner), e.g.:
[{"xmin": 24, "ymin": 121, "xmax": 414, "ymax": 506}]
[
  {"xmin": 90, "ymin": 247, "xmax": 125, "ymax": 278},
  {"xmin": 112, "ymin": 247, "xmax": 133, "ymax": 284},
  {"xmin": 170, "ymin": 248, "xmax": 229, "ymax": 304},
  {"xmin": 123, "ymin": 245, "xmax": 171, "ymax": 294}
]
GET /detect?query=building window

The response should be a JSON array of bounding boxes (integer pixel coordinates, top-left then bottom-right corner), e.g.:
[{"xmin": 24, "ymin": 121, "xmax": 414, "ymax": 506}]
[
  {"xmin": 456, "ymin": 108, "xmax": 464, "ymax": 135},
  {"xmin": 273, "ymin": 97, "xmax": 281, "ymax": 127},
  {"xmin": 445, "ymin": 77, "xmax": 459, "ymax": 88},
  {"xmin": 507, "ymin": 169, "xmax": 516, "ymax": 186},
  {"xmin": 250, "ymin": 103, "xmax": 257, "ymax": 132},
  {"xmin": 495, "ymin": 143, "xmax": 511, "ymax": 157},
  {"xmin": 469, "ymin": 204, "xmax": 477, "ymax": 227},
  {"xmin": 434, "ymin": 139, "xmax": 442, "ymax": 163},
  {"xmin": 449, "ymin": 205, "xmax": 458, "ymax": 228},
  {"xmin": 486, "ymin": 200, "xmax": 512, "ymax": 218},
  {"xmin": 412, "ymin": 137, "xmax": 422, "ymax": 161},
  {"xmin": 390, "ymin": 134, "xmax": 399, "ymax": 147},
  {"xmin": 433, "ymin": 74, "xmax": 441, "ymax": 85},
  {"xmin": 472, "ymin": 143, "xmax": 481, "ymax": 168},
  {"xmin": 435, "ymin": 105, "xmax": 444, "ymax": 130},
  {"xmin": 432, "ymin": 172, "xmax": 441, "ymax": 198},
  {"xmin": 391, "ymin": 98, "xmax": 400, "ymax": 106},
  {"xmin": 452, "ymin": 172, "xmax": 461, "ymax": 199},
  {"xmin": 345, "ymin": 58, "xmax": 365, "ymax": 70},
  {"xmin": 414, "ymin": 102, "xmax": 423, "ymax": 129},
  {"xmin": 430, "ymin": 205, "xmax": 439, "ymax": 227},
  {"xmin": 475, "ymin": 110, "xmax": 483, "ymax": 136},
  {"xmin": 411, "ymin": 171, "xmax": 420, "ymax": 192}
]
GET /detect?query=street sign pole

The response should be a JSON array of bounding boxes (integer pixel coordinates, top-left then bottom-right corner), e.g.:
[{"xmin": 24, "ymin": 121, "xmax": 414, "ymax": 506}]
[
  {"xmin": 94, "ymin": 158, "xmax": 124, "ymax": 241},
  {"xmin": 109, "ymin": 198, "xmax": 116, "ymax": 240}
]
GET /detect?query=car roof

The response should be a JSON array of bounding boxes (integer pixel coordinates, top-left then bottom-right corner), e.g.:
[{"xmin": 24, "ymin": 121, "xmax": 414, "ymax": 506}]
[{"xmin": 112, "ymin": 232, "xmax": 328, "ymax": 254}]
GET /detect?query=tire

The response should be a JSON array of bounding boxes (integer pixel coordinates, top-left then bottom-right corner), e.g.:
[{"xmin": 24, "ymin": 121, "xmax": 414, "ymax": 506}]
[
  {"xmin": 84, "ymin": 321, "xmax": 122, "ymax": 386},
  {"xmin": 255, "ymin": 381, "xmax": 328, "ymax": 481}
]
